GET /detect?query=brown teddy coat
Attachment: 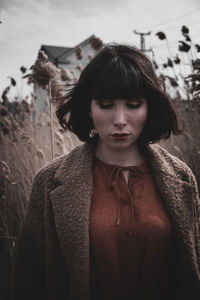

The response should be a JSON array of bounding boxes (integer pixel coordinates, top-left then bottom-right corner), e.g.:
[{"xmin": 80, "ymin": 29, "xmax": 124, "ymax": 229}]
[{"xmin": 14, "ymin": 143, "xmax": 200, "ymax": 300}]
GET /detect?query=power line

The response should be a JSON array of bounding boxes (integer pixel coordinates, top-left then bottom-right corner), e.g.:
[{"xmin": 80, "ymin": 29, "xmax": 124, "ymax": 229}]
[
  {"xmin": 124, "ymin": 10, "xmax": 200, "ymax": 44},
  {"xmin": 125, "ymin": 20, "xmax": 200, "ymax": 43},
  {"xmin": 137, "ymin": 7, "xmax": 200, "ymax": 31},
  {"xmin": 152, "ymin": 32, "xmax": 200, "ymax": 49},
  {"xmin": 151, "ymin": 20, "xmax": 200, "ymax": 33}
]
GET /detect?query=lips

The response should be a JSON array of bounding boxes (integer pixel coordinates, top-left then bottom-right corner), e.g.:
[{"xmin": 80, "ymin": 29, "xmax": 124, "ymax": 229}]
[
  {"xmin": 112, "ymin": 133, "xmax": 130, "ymax": 137},
  {"xmin": 111, "ymin": 133, "xmax": 130, "ymax": 141}
]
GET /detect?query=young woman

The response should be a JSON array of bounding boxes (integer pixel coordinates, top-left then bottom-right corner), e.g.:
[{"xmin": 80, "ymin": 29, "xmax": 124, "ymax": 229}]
[{"xmin": 14, "ymin": 44, "xmax": 200, "ymax": 300}]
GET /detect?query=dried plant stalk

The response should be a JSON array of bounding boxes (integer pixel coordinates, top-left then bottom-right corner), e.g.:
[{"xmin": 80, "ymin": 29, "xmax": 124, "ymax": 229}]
[{"xmin": 48, "ymin": 80, "xmax": 54, "ymax": 159}]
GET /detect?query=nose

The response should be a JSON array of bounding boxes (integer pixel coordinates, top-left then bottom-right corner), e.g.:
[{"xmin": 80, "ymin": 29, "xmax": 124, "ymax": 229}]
[{"xmin": 113, "ymin": 107, "xmax": 127, "ymax": 128}]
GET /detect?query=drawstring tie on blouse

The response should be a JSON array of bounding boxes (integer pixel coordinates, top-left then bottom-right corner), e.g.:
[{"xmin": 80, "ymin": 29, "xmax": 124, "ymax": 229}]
[{"xmin": 107, "ymin": 166, "xmax": 145, "ymax": 226}]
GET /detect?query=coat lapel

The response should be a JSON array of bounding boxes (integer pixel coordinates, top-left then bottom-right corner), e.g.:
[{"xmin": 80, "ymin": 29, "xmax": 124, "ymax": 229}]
[
  {"xmin": 145, "ymin": 144, "xmax": 200, "ymax": 282},
  {"xmin": 50, "ymin": 143, "xmax": 94, "ymax": 299}
]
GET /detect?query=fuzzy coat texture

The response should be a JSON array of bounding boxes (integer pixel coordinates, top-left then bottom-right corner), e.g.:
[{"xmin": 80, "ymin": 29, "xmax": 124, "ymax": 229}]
[{"xmin": 14, "ymin": 143, "xmax": 200, "ymax": 300}]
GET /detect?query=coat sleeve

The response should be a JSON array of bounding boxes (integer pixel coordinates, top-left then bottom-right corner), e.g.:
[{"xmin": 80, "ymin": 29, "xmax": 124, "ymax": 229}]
[
  {"xmin": 14, "ymin": 170, "xmax": 46, "ymax": 300},
  {"xmin": 188, "ymin": 170, "xmax": 200, "ymax": 271}
]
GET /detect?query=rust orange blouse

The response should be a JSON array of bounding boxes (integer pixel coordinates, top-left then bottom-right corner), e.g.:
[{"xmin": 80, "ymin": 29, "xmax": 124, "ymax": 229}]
[{"xmin": 89, "ymin": 155, "xmax": 173, "ymax": 300}]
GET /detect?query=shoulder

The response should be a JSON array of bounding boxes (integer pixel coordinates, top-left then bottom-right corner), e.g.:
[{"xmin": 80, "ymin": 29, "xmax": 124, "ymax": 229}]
[
  {"xmin": 146, "ymin": 143, "xmax": 197, "ymax": 185},
  {"xmin": 33, "ymin": 152, "xmax": 66, "ymax": 181},
  {"xmin": 150, "ymin": 143, "xmax": 188, "ymax": 169},
  {"xmin": 33, "ymin": 143, "xmax": 93, "ymax": 184}
]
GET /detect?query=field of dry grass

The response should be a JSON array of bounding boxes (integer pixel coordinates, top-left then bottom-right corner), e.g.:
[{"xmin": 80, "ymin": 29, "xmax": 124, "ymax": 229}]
[
  {"xmin": 0, "ymin": 98, "xmax": 80, "ymax": 299},
  {"xmin": 1, "ymin": 95, "xmax": 200, "ymax": 299},
  {"xmin": 159, "ymin": 99, "xmax": 200, "ymax": 188},
  {"xmin": 0, "ymin": 32, "xmax": 200, "ymax": 299}
]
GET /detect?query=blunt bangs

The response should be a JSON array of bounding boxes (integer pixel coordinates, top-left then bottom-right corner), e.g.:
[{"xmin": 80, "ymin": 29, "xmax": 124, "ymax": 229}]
[{"xmin": 91, "ymin": 57, "xmax": 144, "ymax": 101}]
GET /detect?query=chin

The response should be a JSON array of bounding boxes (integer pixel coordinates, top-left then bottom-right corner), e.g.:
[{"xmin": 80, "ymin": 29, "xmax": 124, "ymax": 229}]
[{"xmin": 110, "ymin": 141, "xmax": 136, "ymax": 149}]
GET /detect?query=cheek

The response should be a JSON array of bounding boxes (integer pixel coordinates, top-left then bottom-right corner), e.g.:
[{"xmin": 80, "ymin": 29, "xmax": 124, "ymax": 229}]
[
  {"xmin": 90, "ymin": 108, "xmax": 107, "ymax": 129},
  {"xmin": 140, "ymin": 109, "xmax": 148, "ymax": 125},
  {"xmin": 131, "ymin": 108, "xmax": 148, "ymax": 128}
]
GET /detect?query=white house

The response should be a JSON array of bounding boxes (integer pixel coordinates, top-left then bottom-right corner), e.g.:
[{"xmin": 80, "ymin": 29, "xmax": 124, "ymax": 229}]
[{"xmin": 34, "ymin": 35, "xmax": 103, "ymax": 113}]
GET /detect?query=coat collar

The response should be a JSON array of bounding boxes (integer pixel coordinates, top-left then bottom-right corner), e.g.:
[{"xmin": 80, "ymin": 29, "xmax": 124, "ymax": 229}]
[{"xmin": 50, "ymin": 143, "xmax": 199, "ymax": 298}]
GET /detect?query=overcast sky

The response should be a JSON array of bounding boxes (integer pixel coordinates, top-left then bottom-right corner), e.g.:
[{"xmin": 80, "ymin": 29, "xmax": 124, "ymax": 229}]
[{"xmin": 0, "ymin": 0, "xmax": 200, "ymax": 98}]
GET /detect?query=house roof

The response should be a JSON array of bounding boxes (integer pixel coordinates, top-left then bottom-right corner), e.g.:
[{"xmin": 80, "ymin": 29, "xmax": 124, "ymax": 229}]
[
  {"xmin": 40, "ymin": 45, "xmax": 72, "ymax": 64},
  {"xmin": 41, "ymin": 34, "xmax": 95, "ymax": 65}
]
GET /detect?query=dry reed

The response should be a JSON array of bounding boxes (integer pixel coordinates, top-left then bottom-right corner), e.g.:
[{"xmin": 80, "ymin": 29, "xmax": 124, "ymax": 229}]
[{"xmin": 0, "ymin": 30, "xmax": 200, "ymax": 299}]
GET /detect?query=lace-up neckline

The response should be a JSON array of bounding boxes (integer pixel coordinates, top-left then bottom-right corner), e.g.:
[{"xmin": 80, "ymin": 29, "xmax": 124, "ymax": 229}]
[
  {"xmin": 94, "ymin": 156, "xmax": 147, "ymax": 186},
  {"xmin": 94, "ymin": 156, "xmax": 147, "ymax": 226}
]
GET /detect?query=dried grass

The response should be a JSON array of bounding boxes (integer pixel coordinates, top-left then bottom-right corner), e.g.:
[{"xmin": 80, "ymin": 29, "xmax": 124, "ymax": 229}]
[
  {"xmin": 0, "ymin": 97, "xmax": 80, "ymax": 298},
  {"xmin": 1, "ymin": 31, "xmax": 200, "ymax": 298},
  {"xmin": 159, "ymin": 99, "xmax": 200, "ymax": 190}
]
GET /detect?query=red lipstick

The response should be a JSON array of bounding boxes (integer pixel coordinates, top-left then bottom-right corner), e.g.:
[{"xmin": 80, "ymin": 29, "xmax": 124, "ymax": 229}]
[{"xmin": 112, "ymin": 133, "xmax": 130, "ymax": 140}]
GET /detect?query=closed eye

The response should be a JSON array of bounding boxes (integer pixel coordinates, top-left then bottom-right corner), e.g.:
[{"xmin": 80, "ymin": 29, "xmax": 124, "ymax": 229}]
[
  {"xmin": 98, "ymin": 100, "xmax": 142, "ymax": 109},
  {"xmin": 99, "ymin": 104, "xmax": 113, "ymax": 109},
  {"xmin": 126, "ymin": 103, "xmax": 141, "ymax": 109}
]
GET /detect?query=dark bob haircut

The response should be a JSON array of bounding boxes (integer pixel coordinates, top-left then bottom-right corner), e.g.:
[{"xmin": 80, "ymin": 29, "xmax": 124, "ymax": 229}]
[{"xmin": 56, "ymin": 43, "xmax": 181, "ymax": 145}]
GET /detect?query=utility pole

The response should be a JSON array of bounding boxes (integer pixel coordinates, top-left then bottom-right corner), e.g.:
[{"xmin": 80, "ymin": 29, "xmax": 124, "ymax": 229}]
[{"xmin": 133, "ymin": 30, "xmax": 154, "ymax": 56}]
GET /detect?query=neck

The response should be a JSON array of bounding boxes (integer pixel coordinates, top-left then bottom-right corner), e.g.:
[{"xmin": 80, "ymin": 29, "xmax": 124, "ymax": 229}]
[{"xmin": 94, "ymin": 141, "xmax": 145, "ymax": 166}]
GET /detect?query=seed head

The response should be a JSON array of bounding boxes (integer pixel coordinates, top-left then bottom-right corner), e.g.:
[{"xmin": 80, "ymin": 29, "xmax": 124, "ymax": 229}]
[
  {"xmin": 60, "ymin": 67, "xmax": 72, "ymax": 81},
  {"xmin": 195, "ymin": 44, "xmax": 200, "ymax": 53},
  {"xmin": 20, "ymin": 66, "xmax": 27, "ymax": 73},
  {"xmin": 166, "ymin": 76, "xmax": 178, "ymax": 87},
  {"xmin": 152, "ymin": 60, "xmax": 158, "ymax": 69},
  {"xmin": 36, "ymin": 149, "xmax": 45, "ymax": 161},
  {"xmin": 178, "ymin": 41, "xmax": 191, "ymax": 52},
  {"xmin": 88, "ymin": 54, "xmax": 93, "ymax": 61},
  {"xmin": 181, "ymin": 25, "xmax": 189, "ymax": 35},
  {"xmin": 156, "ymin": 32, "xmax": 166, "ymax": 40},
  {"xmin": 192, "ymin": 59, "xmax": 200, "ymax": 71},
  {"xmin": 7, "ymin": 77, "xmax": 16, "ymax": 86},
  {"xmin": 75, "ymin": 46, "xmax": 83, "ymax": 60},
  {"xmin": 174, "ymin": 55, "xmax": 181, "ymax": 64},
  {"xmin": 77, "ymin": 64, "xmax": 83, "ymax": 72},
  {"xmin": 89, "ymin": 36, "xmax": 103, "ymax": 51},
  {"xmin": 167, "ymin": 58, "xmax": 173, "ymax": 68},
  {"xmin": 183, "ymin": 34, "xmax": 191, "ymax": 42},
  {"xmin": 28, "ymin": 50, "xmax": 59, "ymax": 88},
  {"xmin": 186, "ymin": 73, "xmax": 200, "ymax": 99}
]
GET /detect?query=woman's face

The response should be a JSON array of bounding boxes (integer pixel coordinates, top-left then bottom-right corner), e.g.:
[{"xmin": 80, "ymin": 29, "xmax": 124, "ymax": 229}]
[{"xmin": 90, "ymin": 98, "xmax": 148, "ymax": 150}]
